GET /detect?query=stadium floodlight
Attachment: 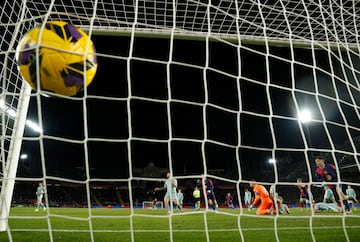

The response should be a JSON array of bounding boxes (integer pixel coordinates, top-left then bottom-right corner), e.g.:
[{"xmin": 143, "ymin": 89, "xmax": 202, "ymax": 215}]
[
  {"xmin": 6, "ymin": 108, "xmax": 16, "ymax": 118},
  {"xmin": 298, "ymin": 109, "xmax": 312, "ymax": 123},
  {"xmin": 0, "ymin": 100, "xmax": 42, "ymax": 133},
  {"xmin": 268, "ymin": 159, "xmax": 276, "ymax": 164},
  {"xmin": 25, "ymin": 119, "xmax": 42, "ymax": 133},
  {"xmin": 20, "ymin": 154, "xmax": 28, "ymax": 160}
]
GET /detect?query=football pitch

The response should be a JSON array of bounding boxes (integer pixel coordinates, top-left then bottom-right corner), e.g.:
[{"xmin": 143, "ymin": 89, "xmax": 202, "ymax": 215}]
[{"xmin": 1, "ymin": 207, "xmax": 359, "ymax": 242}]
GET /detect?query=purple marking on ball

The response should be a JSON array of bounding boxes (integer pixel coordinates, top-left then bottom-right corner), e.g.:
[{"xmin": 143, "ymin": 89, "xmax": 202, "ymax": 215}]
[
  {"xmin": 20, "ymin": 44, "xmax": 34, "ymax": 64},
  {"xmin": 92, "ymin": 44, "xmax": 97, "ymax": 64},
  {"xmin": 66, "ymin": 24, "xmax": 82, "ymax": 41},
  {"xmin": 64, "ymin": 74, "xmax": 83, "ymax": 86}
]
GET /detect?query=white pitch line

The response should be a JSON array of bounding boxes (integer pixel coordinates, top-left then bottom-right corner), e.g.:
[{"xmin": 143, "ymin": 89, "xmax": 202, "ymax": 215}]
[{"xmin": 9, "ymin": 225, "xmax": 360, "ymax": 233}]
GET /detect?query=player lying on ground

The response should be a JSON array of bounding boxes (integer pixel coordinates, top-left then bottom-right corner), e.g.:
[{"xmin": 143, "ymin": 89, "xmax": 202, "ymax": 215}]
[
  {"xmin": 313, "ymin": 201, "xmax": 342, "ymax": 213},
  {"xmin": 269, "ymin": 185, "xmax": 290, "ymax": 214}
]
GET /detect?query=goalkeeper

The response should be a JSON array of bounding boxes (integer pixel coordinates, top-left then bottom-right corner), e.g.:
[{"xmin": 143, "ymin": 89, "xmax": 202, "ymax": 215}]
[{"xmin": 249, "ymin": 180, "xmax": 274, "ymax": 215}]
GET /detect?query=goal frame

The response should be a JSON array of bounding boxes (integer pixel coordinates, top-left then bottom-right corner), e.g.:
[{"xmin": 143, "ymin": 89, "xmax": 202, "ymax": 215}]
[
  {"xmin": 0, "ymin": 83, "xmax": 32, "ymax": 231},
  {"xmin": 142, "ymin": 201, "xmax": 164, "ymax": 209}
]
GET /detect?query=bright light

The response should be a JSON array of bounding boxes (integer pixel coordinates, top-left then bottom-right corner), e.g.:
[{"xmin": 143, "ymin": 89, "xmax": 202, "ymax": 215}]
[
  {"xmin": 26, "ymin": 119, "xmax": 43, "ymax": 133},
  {"xmin": 20, "ymin": 154, "xmax": 28, "ymax": 159},
  {"xmin": 6, "ymin": 108, "xmax": 16, "ymax": 117},
  {"xmin": 269, "ymin": 158, "xmax": 276, "ymax": 164},
  {"xmin": 0, "ymin": 102, "xmax": 42, "ymax": 133},
  {"xmin": 0, "ymin": 99, "xmax": 5, "ymax": 108},
  {"xmin": 298, "ymin": 109, "xmax": 312, "ymax": 123}
]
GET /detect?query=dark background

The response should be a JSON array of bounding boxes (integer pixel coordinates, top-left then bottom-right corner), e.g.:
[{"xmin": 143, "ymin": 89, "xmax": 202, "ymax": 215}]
[{"xmin": 15, "ymin": 34, "xmax": 360, "ymax": 206}]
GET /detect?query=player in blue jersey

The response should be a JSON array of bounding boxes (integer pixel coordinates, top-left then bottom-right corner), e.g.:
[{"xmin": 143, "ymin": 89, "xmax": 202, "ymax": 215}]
[
  {"xmin": 197, "ymin": 178, "xmax": 218, "ymax": 210},
  {"xmin": 225, "ymin": 193, "xmax": 234, "ymax": 209},
  {"xmin": 35, "ymin": 182, "xmax": 46, "ymax": 211},
  {"xmin": 155, "ymin": 172, "xmax": 182, "ymax": 215},
  {"xmin": 296, "ymin": 178, "xmax": 311, "ymax": 209},
  {"xmin": 314, "ymin": 156, "xmax": 351, "ymax": 213}
]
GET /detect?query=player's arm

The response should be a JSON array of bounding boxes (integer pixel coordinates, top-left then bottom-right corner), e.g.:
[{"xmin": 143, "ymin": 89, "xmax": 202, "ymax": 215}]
[
  {"xmin": 313, "ymin": 182, "xmax": 327, "ymax": 188},
  {"xmin": 155, "ymin": 182, "xmax": 166, "ymax": 191},
  {"xmin": 314, "ymin": 170, "xmax": 323, "ymax": 182},
  {"xmin": 252, "ymin": 192, "xmax": 260, "ymax": 206}
]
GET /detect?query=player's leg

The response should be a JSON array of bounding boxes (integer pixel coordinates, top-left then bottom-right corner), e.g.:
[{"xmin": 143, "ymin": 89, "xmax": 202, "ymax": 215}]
[
  {"xmin": 210, "ymin": 193, "xmax": 218, "ymax": 210},
  {"xmin": 39, "ymin": 195, "xmax": 45, "ymax": 210},
  {"xmin": 299, "ymin": 197, "xmax": 305, "ymax": 209},
  {"xmin": 282, "ymin": 204, "xmax": 290, "ymax": 214},
  {"xmin": 207, "ymin": 198, "xmax": 213, "ymax": 210},
  {"xmin": 39, "ymin": 199, "xmax": 45, "ymax": 210},
  {"xmin": 246, "ymin": 200, "xmax": 252, "ymax": 210},
  {"xmin": 256, "ymin": 199, "xmax": 273, "ymax": 215},
  {"xmin": 35, "ymin": 195, "xmax": 43, "ymax": 211},
  {"xmin": 328, "ymin": 203, "xmax": 342, "ymax": 213},
  {"xmin": 35, "ymin": 198, "xmax": 40, "ymax": 211},
  {"xmin": 164, "ymin": 196, "xmax": 170, "ymax": 214},
  {"xmin": 196, "ymin": 199, "xmax": 201, "ymax": 210},
  {"xmin": 256, "ymin": 202, "xmax": 267, "ymax": 215},
  {"xmin": 42, "ymin": 199, "xmax": 46, "ymax": 211},
  {"xmin": 335, "ymin": 185, "xmax": 351, "ymax": 213},
  {"xmin": 173, "ymin": 199, "xmax": 182, "ymax": 212}
]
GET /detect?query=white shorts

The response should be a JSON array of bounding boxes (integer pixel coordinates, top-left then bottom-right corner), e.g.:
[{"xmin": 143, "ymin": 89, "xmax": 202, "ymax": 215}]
[{"xmin": 165, "ymin": 192, "xmax": 178, "ymax": 201}]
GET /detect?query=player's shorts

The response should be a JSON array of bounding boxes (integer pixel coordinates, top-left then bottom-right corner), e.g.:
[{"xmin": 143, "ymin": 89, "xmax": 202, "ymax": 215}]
[
  {"xmin": 37, "ymin": 195, "xmax": 43, "ymax": 201},
  {"xmin": 165, "ymin": 192, "xmax": 178, "ymax": 201},
  {"xmin": 244, "ymin": 199, "xmax": 251, "ymax": 205},
  {"xmin": 194, "ymin": 197, "xmax": 200, "ymax": 202},
  {"xmin": 206, "ymin": 191, "xmax": 216, "ymax": 201}
]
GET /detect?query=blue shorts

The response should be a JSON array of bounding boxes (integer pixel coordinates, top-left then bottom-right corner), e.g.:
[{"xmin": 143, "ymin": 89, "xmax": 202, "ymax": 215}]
[{"xmin": 207, "ymin": 191, "xmax": 216, "ymax": 201}]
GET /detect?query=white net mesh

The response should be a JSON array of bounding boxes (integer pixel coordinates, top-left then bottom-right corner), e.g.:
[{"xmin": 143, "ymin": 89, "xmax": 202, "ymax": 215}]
[{"xmin": 1, "ymin": 0, "xmax": 360, "ymax": 242}]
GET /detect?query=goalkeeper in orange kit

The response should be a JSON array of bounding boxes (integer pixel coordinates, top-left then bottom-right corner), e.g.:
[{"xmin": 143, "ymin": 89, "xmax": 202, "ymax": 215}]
[{"xmin": 249, "ymin": 180, "xmax": 274, "ymax": 215}]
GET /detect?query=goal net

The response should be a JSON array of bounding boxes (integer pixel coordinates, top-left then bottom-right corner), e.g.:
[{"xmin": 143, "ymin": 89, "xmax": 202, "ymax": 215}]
[{"xmin": 1, "ymin": 0, "xmax": 360, "ymax": 241}]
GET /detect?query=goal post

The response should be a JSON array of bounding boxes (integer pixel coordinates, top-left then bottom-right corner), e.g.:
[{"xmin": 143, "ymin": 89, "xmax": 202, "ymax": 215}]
[
  {"xmin": 1, "ymin": 0, "xmax": 360, "ymax": 242},
  {"xmin": 142, "ymin": 201, "xmax": 163, "ymax": 209},
  {"xmin": 0, "ymin": 83, "xmax": 32, "ymax": 231}
]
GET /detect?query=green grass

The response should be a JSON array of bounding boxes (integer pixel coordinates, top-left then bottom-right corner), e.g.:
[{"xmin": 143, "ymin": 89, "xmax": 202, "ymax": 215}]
[{"xmin": 1, "ymin": 207, "xmax": 359, "ymax": 242}]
